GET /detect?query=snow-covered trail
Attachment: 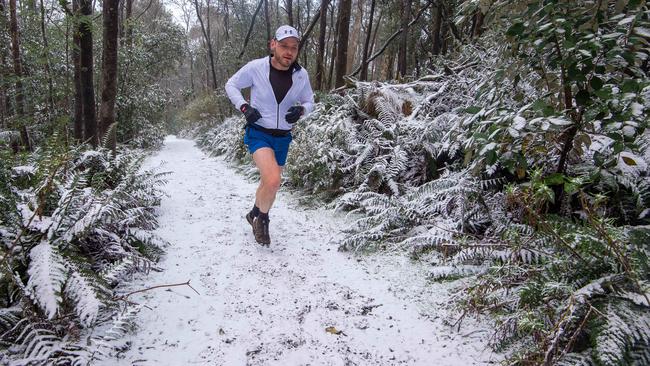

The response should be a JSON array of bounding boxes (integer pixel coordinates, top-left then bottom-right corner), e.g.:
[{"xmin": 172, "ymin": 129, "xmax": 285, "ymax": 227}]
[{"xmin": 100, "ymin": 136, "xmax": 498, "ymax": 365}]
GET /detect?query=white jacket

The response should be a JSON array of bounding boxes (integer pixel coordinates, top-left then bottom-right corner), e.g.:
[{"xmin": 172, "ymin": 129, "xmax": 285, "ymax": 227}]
[{"xmin": 225, "ymin": 56, "xmax": 315, "ymax": 131}]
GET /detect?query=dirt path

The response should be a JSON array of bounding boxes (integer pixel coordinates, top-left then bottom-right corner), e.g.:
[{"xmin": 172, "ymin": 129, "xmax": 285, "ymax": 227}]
[{"xmin": 99, "ymin": 136, "xmax": 498, "ymax": 365}]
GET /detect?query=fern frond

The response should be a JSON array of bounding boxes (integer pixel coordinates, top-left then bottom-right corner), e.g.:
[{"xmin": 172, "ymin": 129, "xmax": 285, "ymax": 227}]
[
  {"xmin": 26, "ymin": 242, "xmax": 68, "ymax": 319},
  {"xmin": 0, "ymin": 306, "xmax": 21, "ymax": 334},
  {"xmin": 595, "ymin": 300, "xmax": 650, "ymax": 365},
  {"xmin": 63, "ymin": 267, "xmax": 103, "ymax": 327}
]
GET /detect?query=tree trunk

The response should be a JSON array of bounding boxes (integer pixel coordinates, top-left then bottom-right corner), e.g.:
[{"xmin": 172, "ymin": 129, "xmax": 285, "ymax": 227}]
[
  {"xmin": 397, "ymin": 0, "xmax": 411, "ymax": 78},
  {"xmin": 348, "ymin": 0, "xmax": 431, "ymax": 78},
  {"xmin": 315, "ymin": 0, "xmax": 328, "ymax": 90},
  {"xmin": 99, "ymin": 0, "xmax": 120, "ymax": 151},
  {"xmin": 326, "ymin": 0, "xmax": 336, "ymax": 89},
  {"xmin": 9, "ymin": 0, "xmax": 31, "ymax": 150},
  {"xmin": 206, "ymin": 0, "xmax": 212, "ymax": 88},
  {"xmin": 296, "ymin": 0, "xmax": 301, "ymax": 34},
  {"xmin": 346, "ymin": 0, "xmax": 363, "ymax": 73},
  {"xmin": 72, "ymin": 0, "xmax": 83, "ymax": 141},
  {"xmin": 297, "ymin": 4, "xmax": 321, "ymax": 51},
  {"xmin": 264, "ymin": 0, "xmax": 271, "ymax": 52},
  {"xmin": 359, "ymin": 0, "xmax": 375, "ymax": 81},
  {"xmin": 239, "ymin": 0, "xmax": 264, "ymax": 59},
  {"xmin": 39, "ymin": 0, "xmax": 54, "ymax": 117},
  {"xmin": 408, "ymin": 0, "xmax": 418, "ymax": 72},
  {"xmin": 430, "ymin": 4, "xmax": 442, "ymax": 55},
  {"xmin": 80, "ymin": 0, "xmax": 97, "ymax": 146},
  {"xmin": 383, "ymin": 48, "xmax": 394, "ymax": 80},
  {"xmin": 285, "ymin": 0, "xmax": 293, "ymax": 26},
  {"xmin": 369, "ymin": 8, "xmax": 381, "ymax": 79},
  {"xmin": 0, "ymin": 0, "xmax": 8, "ymax": 128},
  {"xmin": 194, "ymin": 0, "xmax": 218, "ymax": 90},
  {"xmin": 334, "ymin": 0, "xmax": 351, "ymax": 88},
  {"xmin": 125, "ymin": 0, "xmax": 132, "ymax": 46},
  {"xmin": 223, "ymin": 0, "xmax": 229, "ymax": 41}
]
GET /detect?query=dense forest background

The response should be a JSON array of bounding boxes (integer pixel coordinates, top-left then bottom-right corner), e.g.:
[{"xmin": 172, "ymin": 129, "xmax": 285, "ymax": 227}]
[{"xmin": 1, "ymin": 0, "xmax": 649, "ymax": 365}]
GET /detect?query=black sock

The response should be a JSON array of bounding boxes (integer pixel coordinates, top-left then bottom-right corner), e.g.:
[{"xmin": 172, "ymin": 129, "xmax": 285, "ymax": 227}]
[
  {"xmin": 259, "ymin": 211, "xmax": 269, "ymax": 221},
  {"xmin": 251, "ymin": 205, "xmax": 260, "ymax": 217}
]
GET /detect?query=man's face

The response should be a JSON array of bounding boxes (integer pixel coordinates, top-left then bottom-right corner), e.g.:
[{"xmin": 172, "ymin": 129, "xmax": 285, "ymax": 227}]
[{"xmin": 271, "ymin": 37, "xmax": 299, "ymax": 69}]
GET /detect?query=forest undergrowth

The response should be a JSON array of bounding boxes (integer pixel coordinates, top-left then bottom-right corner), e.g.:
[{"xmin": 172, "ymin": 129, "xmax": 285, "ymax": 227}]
[
  {"xmin": 0, "ymin": 131, "xmax": 169, "ymax": 365},
  {"xmin": 184, "ymin": 3, "xmax": 650, "ymax": 363}
]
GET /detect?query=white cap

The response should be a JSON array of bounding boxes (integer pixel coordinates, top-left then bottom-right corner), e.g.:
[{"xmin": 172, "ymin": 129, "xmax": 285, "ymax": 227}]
[{"xmin": 275, "ymin": 25, "xmax": 300, "ymax": 41}]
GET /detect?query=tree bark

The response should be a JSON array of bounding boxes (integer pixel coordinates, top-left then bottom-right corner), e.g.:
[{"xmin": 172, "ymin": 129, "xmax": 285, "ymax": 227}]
[
  {"xmin": 430, "ymin": 3, "xmax": 442, "ymax": 55},
  {"xmin": 359, "ymin": 0, "xmax": 375, "ymax": 81},
  {"xmin": 39, "ymin": 0, "xmax": 55, "ymax": 116},
  {"xmin": 346, "ymin": 0, "xmax": 363, "ymax": 73},
  {"xmin": 8, "ymin": 0, "xmax": 31, "ymax": 150},
  {"xmin": 80, "ymin": 0, "xmax": 97, "ymax": 146},
  {"xmin": 397, "ymin": 0, "xmax": 411, "ymax": 78},
  {"xmin": 0, "ymin": 0, "xmax": 8, "ymax": 128},
  {"xmin": 125, "ymin": 0, "xmax": 133, "ymax": 46},
  {"xmin": 297, "ymin": 5, "xmax": 320, "ymax": 51},
  {"xmin": 194, "ymin": 0, "xmax": 218, "ymax": 89},
  {"xmin": 369, "ymin": 8, "xmax": 381, "ymax": 79},
  {"xmin": 285, "ymin": 0, "xmax": 293, "ymax": 26},
  {"xmin": 223, "ymin": 0, "xmax": 229, "ymax": 41},
  {"xmin": 72, "ymin": 0, "xmax": 83, "ymax": 141},
  {"xmin": 348, "ymin": 0, "xmax": 432, "ymax": 78},
  {"xmin": 99, "ymin": 0, "xmax": 120, "ymax": 151},
  {"xmin": 326, "ymin": 0, "xmax": 336, "ymax": 89},
  {"xmin": 206, "ymin": 0, "xmax": 213, "ymax": 87},
  {"xmin": 334, "ymin": 0, "xmax": 351, "ymax": 88},
  {"xmin": 264, "ymin": 0, "xmax": 271, "ymax": 52},
  {"xmin": 239, "ymin": 0, "xmax": 264, "ymax": 59},
  {"xmin": 315, "ymin": 0, "xmax": 328, "ymax": 90}
]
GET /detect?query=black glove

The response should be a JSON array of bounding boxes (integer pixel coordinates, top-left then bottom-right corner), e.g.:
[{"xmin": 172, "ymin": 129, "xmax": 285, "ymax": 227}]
[
  {"xmin": 240, "ymin": 104, "xmax": 262, "ymax": 124},
  {"xmin": 285, "ymin": 106, "xmax": 304, "ymax": 124}
]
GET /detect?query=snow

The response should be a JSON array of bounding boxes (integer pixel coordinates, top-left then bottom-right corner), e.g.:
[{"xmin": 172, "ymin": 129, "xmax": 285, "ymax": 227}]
[
  {"xmin": 98, "ymin": 136, "xmax": 498, "ymax": 365},
  {"xmin": 11, "ymin": 165, "xmax": 36, "ymax": 176}
]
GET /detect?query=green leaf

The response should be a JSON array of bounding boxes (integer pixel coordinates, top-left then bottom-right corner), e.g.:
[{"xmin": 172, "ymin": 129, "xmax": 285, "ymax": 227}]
[
  {"xmin": 544, "ymin": 173, "xmax": 566, "ymax": 186},
  {"xmin": 486, "ymin": 149, "xmax": 498, "ymax": 165},
  {"xmin": 507, "ymin": 22, "xmax": 526, "ymax": 37},
  {"xmin": 621, "ymin": 51, "xmax": 635, "ymax": 65},
  {"xmin": 590, "ymin": 77, "xmax": 604, "ymax": 90},
  {"xmin": 621, "ymin": 79, "xmax": 639, "ymax": 93},
  {"xmin": 465, "ymin": 106, "xmax": 482, "ymax": 114},
  {"xmin": 594, "ymin": 87, "xmax": 611, "ymax": 99},
  {"xmin": 613, "ymin": 141, "xmax": 625, "ymax": 154},
  {"xmin": 564, "ymin": 180, "xmax": 580, "ymax": 195},
  {"xmin": 575, "ymin": 90, "xmax": 591, "ymax": 106}
]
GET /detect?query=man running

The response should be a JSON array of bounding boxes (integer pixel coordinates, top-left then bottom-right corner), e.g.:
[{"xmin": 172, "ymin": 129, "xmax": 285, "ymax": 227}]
[{"xmin": 225, "ymin": 25, "xmax": 314, "ymax": 246}]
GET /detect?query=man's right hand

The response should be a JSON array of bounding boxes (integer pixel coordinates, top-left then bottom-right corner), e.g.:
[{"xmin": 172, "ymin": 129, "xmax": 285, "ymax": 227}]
[{"xmin": 240, "ymin": 104, "xmax": 262, "ymax": 124}]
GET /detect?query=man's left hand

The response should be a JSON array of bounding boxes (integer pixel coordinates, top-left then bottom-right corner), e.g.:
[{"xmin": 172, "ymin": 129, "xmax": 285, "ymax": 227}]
[{"xmin": 285, "ymin": 106, "xmax": 304, "ymax": 124}]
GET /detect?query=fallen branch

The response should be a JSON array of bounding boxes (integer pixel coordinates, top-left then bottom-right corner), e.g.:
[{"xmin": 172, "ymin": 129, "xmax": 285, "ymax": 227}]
[{"xmin": 114, "ymin": 280, "xmax": 201, "ymax": 303}]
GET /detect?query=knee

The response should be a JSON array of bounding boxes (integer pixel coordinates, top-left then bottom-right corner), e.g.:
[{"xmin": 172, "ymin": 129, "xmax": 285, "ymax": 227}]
[{"xmin": 263, "ymin": 174, "xmax": 281, "ymax": 192}]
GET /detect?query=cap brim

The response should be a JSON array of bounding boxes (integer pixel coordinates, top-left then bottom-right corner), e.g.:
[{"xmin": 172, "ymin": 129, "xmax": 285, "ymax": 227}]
[{"xmin": 276, "ymin": 36, "xmax": 300, "ymax": 41}]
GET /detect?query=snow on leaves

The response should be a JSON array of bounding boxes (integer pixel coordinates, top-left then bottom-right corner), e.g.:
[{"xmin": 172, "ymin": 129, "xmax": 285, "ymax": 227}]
[{"xmin": 26, "ymin": 242, "xmax": 67, "ymax": 320}]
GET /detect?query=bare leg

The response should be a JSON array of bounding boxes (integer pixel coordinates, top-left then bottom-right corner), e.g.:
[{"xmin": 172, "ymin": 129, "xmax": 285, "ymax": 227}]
[{"xmin": 252, "ymin": 147, "xmax": 283, "ymax": 213}]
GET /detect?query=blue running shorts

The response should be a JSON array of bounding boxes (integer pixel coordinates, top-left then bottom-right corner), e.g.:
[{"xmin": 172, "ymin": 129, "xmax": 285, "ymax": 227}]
[{"xmin": 244, "ymin": 127, "xmax": 293, "ymax": 166}]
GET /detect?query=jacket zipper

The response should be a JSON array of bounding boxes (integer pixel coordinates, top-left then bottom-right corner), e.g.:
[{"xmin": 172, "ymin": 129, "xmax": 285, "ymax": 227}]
[{"xmin": 276, "ymin": 104, "xmax": 280, "ymax": 129}]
